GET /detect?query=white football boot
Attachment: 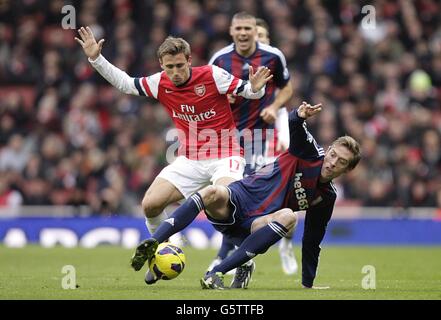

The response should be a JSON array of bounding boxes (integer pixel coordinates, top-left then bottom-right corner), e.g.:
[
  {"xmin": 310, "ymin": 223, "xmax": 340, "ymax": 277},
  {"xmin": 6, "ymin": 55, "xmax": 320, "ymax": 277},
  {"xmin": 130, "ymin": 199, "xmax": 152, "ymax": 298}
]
[{"xmin": 279, "ymin": 237, "xmax": 298, "ymax": 275}]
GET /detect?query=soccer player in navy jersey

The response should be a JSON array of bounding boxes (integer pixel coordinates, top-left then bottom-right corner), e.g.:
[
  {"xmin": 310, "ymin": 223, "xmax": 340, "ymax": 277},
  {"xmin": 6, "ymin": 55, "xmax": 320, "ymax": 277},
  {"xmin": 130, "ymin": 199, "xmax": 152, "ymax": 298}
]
[
  {"xmin": 136, "ymin": 101, "xmax": 361, "ymax": 289},
  {"xmin": 75, "ymin": 26, "xmax": 273, "ymax": 283},
  {"xmin": 207, "ymin": 13, "xmax": 297, "ymax": 278}
]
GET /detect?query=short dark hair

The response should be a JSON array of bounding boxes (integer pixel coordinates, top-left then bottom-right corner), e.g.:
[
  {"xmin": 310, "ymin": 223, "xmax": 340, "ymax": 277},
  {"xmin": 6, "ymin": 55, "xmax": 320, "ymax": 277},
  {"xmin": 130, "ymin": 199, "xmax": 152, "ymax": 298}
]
[
  {"xmin": 157, "ymin": 36, "xmax": 191, "ymax": 61},
  {"xmin": 232, "ymin": 11, "xmax": 256, "ymax": 24}
]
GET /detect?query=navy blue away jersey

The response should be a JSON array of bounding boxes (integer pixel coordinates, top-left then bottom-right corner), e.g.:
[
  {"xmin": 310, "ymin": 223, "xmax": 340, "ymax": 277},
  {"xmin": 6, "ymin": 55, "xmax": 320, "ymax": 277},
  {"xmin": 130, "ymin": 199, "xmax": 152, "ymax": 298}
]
[
  {"xmin": 209, "ymin": 42, "xmax": 290, "ymax": 133},
  {"xmin": 228, "ymin": 110, "xmax": 337, "ymax": 217}
]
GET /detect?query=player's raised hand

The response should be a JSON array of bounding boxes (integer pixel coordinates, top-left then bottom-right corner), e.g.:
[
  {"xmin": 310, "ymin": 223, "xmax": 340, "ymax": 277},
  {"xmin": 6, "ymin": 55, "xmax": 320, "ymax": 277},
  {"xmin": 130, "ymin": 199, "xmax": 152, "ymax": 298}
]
[
  {"xmin": 297, "ymin": 101, "xmax": 322, "ymax": 119},
  {"xmin": 249, "ymin": 66, "xmax": 273, "ymax": 93},
  {"xmin": 74, "ymin": 26, "xmax": 105, "ymax": 61}
]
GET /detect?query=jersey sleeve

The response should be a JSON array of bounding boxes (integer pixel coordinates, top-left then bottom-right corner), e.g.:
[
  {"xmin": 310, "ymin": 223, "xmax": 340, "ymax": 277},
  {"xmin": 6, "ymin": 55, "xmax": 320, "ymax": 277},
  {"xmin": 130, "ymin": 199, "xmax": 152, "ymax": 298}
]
[
  {"xmin": 275, "ymin": 107, "xmax": 290, "ymax": 147},
  {"xmin": 133, "ymin": 73, "xmax": 161, "ymax": 99},
  {"xmin": 272, "ymin": 48, "xmax": 291, "ymax": 89},
  {"xmin": 89, "ymin": 54, "xmax": 160, "ymax": 99},
  {"xmin": 211, "ymin": 65, "xmax": 265, "ymax": 99},
  {"xmin": 211, "ymin": 64, "xmax": 243, "ymax": 95},
  {"xmin": 288, "ymin": 109, "xmax": 325, "ymax": 159},
  {"xmin": 302, "ymin": 194, "xmax": 335, "ymax": 288},
  {"xmin": 207, "ymin": 54, "xmax": 219, "ymax": 66},
  {"xmin": 260, "ymin": 44, "xmax": 290, "ymax": 88}
]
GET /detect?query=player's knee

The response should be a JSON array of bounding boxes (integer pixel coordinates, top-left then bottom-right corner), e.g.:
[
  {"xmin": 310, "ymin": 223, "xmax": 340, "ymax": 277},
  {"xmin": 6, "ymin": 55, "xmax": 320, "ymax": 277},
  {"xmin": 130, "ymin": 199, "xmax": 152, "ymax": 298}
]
[
  {"xmin": 198, "ymin": 185, "xmax": 222, "ymax": 206},
  {"xmin": 141, "ymin": 196, "xmax": 164, "ymax": 218},
  {"xmin": 276, "ymin": 209, "xmax": 298, "ymax": 232}
]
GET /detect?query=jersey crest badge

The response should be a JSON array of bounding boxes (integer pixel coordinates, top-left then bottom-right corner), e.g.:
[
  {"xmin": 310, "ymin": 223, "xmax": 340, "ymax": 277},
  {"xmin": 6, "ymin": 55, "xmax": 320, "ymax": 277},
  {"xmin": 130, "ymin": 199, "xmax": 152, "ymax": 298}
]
[{"xmin": 194, "ymin": 84, "xmax": 206, "ymax": 97}]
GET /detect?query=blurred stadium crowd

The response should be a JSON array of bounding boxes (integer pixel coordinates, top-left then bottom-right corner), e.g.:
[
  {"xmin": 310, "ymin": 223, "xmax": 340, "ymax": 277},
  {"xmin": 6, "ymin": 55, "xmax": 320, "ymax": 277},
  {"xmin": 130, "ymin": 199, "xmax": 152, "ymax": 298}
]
[{"xmin": 0, "ymin": 0, "xmax": 440, "ymax": 215}]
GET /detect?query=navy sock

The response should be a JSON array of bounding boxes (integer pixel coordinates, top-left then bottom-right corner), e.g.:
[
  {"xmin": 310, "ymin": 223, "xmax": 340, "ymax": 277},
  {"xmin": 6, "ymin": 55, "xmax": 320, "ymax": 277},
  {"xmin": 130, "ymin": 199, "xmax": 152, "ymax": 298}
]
[
  {"xmin": 211, "ymin": 221, "xmax": 288, "ymax": 274},
  {"xmin": 217, "ymin": 236, "xmax": 235, "ymax": 260},
  {"xmin": 152, "ymin": 193, "xmax": 204, "ymax": 243}
]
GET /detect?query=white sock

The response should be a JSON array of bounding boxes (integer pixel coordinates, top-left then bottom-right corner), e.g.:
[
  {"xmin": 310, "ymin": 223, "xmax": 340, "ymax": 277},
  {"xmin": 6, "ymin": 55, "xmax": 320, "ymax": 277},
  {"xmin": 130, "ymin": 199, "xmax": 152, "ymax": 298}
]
[
  {"xmin": 145, "ymin": 210, "xmax": 169, "ymax": 236},
  {"xmin": 280, "ymin": 236, "xmax": 292, "ymax": 247}
]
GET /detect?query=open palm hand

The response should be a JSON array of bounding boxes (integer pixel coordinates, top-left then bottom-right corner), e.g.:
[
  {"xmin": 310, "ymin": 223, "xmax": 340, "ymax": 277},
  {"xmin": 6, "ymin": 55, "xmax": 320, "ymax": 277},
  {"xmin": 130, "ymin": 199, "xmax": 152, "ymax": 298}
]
[{"xmin": 74, "ymin": 26, "xmax": 105, "ymax": 60}]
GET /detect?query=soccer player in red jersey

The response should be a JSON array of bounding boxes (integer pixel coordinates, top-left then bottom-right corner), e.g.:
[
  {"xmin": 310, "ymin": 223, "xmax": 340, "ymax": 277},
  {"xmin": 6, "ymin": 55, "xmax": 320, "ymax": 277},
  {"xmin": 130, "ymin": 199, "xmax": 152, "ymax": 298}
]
[{"xmin": 75, "ymin": 26, "xmax": 273, "ymax": 281}]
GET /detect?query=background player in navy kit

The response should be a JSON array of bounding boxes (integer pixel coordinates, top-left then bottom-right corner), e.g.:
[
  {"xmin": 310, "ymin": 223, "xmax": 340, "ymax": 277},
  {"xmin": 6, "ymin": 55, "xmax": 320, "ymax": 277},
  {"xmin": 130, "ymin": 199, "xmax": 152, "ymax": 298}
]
[
  {"xmin": 208, "ymin": 12, "xmax": 296, "ymax": 276},
  {"xmin": 138, "ymin": 101, "xmax": 361, "ymax": 289},
  {"xmin": 209, "ymin": 12, "xmax": 293, "ymax": 175}
]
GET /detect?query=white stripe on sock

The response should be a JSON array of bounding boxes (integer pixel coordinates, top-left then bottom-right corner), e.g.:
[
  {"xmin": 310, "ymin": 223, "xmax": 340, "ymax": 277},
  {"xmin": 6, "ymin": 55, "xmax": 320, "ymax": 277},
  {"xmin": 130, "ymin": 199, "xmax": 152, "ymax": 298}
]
[
  {"xmin": 191, "ymin": 194, "xmax": 203, "ymax": 211},
  {"xmin": 194, "ymin": 195, "xmax": 204, "ymax": 211},
  {"xmin": 269, "ymin": 222, "xmax": 287, "ymax": 238}
]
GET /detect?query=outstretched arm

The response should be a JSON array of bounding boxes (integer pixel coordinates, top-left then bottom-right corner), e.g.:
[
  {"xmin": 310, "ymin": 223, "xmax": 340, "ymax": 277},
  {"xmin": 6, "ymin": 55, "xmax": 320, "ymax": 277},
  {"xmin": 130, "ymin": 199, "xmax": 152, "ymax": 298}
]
[
  {"xmin": 288, "ymin": 102, "xmax": 324, "ymax": 159},
  {"xmin": 75, "ymin": 26, "xmax": 151, "ymax": 97},
  {"xmin": 302, "ymin": 201, "xmax": 334, "ymax": 289},
  {"xmin": 211, "ymin": 65, "xmax": 271, "ymax": 100}
]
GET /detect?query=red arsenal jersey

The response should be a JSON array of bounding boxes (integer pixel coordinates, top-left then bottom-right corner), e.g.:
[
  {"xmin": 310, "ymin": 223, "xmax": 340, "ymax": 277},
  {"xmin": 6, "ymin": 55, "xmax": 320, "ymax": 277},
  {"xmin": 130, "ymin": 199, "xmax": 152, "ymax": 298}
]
[
  {"xmin": 134, "ymin": 65, "xmax": 247, "ymax": 160},
  {"xmin": 89, "ymin": 55, "xmax": 265, "ymax": 160}
]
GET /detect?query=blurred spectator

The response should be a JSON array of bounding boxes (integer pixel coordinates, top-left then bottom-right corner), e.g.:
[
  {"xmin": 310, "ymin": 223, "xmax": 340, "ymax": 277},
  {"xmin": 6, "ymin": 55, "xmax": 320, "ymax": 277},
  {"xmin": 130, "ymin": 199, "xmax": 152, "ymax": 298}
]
[
  {"xmin": 0, "ymin": 134, "xmax": 33, "ymax": 172},
  {"xmin": 409, "ymin": 179, "xmax": 437, "ymax": 207},
  {"xmin": 0, "ymin": 175, "xmax": 23, "ymax": 208}
]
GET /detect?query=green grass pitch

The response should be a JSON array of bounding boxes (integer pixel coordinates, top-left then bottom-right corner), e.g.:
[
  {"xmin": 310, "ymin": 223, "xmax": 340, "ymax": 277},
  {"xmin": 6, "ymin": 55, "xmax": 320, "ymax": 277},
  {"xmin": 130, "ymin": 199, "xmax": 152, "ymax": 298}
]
[{"xmin": 1, "ymin": 245, "xmax": 440, "ymax": 300}]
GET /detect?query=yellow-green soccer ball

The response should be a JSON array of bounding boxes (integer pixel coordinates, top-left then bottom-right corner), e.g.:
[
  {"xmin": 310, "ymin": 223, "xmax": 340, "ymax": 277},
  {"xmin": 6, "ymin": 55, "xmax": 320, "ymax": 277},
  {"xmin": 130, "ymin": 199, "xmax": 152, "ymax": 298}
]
[{"xmin": 149, "ymin": 242, "xmax": 186, "ymax": 280}]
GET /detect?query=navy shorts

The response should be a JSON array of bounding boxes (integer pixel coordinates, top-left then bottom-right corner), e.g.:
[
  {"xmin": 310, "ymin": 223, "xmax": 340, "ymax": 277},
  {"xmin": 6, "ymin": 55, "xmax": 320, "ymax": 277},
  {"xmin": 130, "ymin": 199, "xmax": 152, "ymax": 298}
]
[{"xmin": 206, "ymin": 186, "xmax": 259, "ymax": 246}]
